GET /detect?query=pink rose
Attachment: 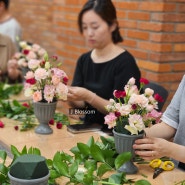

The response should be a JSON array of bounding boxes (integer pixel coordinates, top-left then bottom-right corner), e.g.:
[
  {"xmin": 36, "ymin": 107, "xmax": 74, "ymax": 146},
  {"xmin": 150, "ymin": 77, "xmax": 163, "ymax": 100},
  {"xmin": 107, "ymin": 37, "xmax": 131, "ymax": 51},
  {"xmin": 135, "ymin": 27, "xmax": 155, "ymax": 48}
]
[{"xmin": 33, "ymin": 91, "xmax": 42, "ymax": 102}]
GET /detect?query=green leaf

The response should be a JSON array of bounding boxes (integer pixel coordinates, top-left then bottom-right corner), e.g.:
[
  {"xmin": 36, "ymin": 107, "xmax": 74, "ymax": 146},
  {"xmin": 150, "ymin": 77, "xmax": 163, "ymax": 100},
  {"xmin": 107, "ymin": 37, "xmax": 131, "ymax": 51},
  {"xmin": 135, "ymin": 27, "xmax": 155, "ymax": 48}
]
[
  {"xmin": 100, "ymin": 136, "xmax": 114, "ymax": 146},
  {"xmin": 97, "ymin": 163, "xmax": 112, "ymax": 177},
  {"xmin": 86, "ymin": 136, "xmax": 95, "ymax": 147},
  {"xmin": 135, "ymin": 179, "xmax": 151, "ymax": 185},
  {"xmin": 53, "ymin": 161, "xmax": 69, "ymax": 176},
  {"xmin": 10, "ymin": 145, "xmax": 21, "ymax": 158},
  {"xmin": 0, "ymin": 150, "xmax": 7, "ymax": 161},
  {"xmin": 115, "ymin": 152, "xmax": 132, "ymax": 170},
  {"xmin": 108, "ymin": 173, "xmax": 124, "ymax": 184},
  {"xmin": 90, "ymin": 144, "xmax": 105, "ymax": 162},
  {"xmin": 69, "ymin": 161, "xmax": 78, "ymax": 176},
  {"xmin": 84, "ymin": 160, "xmax": 97, "ymax": 171},
  {"xmin": 77, "ymin": 143, "xmax": 90, "ymax": 157}
]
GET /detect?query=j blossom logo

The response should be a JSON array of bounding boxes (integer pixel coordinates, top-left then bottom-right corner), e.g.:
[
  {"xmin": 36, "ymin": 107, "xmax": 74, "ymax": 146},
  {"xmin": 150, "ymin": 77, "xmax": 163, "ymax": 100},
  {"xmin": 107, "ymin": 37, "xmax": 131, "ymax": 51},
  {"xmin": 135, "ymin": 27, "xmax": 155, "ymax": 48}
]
[{"xmin": 69, "ymin": 108, "xmax": 97, "ymax": 115}]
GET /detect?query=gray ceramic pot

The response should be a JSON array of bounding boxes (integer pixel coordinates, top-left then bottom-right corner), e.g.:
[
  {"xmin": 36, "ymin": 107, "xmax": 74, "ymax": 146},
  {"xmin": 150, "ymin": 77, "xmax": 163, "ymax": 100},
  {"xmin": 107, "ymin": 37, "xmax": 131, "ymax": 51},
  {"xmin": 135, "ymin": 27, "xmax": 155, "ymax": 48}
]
[
  {"xmin": 8, "ymin": 172, "xmax": 50, "ymax": 185},
  {"xmin": 33, "ymin": 101, "xmax": 57, "ymax": 135},
  {"xmin": 113, "ymin": 129, "xmax": 144, "ymax": 174}
]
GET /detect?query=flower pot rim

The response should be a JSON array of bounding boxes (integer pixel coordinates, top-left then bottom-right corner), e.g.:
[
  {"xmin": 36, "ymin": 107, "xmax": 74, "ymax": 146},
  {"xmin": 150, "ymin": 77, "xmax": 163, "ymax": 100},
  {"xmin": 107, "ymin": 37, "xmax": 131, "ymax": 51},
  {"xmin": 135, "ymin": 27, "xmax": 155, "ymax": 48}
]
[
  {"xmin": 8, "ymin": 171, "xmax": 50, "ymax": 183},
  {"xmin": 33, "ymin": 101, "xmax": 57, "ymax": 105},
  {"xmin": 113, "ymin": 129, "xmax": 144, "ymax": 137}
]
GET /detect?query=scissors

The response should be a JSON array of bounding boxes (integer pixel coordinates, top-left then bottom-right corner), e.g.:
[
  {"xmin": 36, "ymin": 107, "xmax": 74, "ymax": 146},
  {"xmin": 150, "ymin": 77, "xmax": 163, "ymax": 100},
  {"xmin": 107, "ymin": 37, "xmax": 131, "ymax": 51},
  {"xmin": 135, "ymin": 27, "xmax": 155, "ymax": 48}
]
[{"xmin": 149, "ymin": 158, "xmax": 174, "ymax": 179}]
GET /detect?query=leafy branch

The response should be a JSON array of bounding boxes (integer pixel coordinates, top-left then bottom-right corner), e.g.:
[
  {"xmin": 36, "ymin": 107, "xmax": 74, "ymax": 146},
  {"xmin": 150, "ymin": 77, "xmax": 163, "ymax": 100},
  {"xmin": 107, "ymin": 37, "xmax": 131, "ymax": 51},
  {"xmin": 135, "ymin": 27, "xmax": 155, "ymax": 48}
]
[
  {"xmin": 0, "ymin": 83, "xmax": 23, "ymax": 100},
  {"xmin": 0, "ymin": 136, "xmax": 151, "ymax": 185},
  {"xmin": 0, "ymin": 100, "xmax": 70, "ymax": 131}
]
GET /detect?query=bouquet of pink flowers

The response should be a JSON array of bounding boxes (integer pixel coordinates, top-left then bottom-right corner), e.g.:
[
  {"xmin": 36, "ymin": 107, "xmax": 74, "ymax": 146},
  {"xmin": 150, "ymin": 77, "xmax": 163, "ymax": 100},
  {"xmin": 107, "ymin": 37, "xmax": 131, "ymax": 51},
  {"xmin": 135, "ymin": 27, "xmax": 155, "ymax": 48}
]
[
  {"xmin": 104, "ymin": 77, "xmax": 163, "ymax": 135},
  {"xmin": 24, "ymin": 53, "xmax": 68, "ymax": 103},
  {"xmin": 8, "ymin": 41, "xmax": 46, "ymax": 68}
]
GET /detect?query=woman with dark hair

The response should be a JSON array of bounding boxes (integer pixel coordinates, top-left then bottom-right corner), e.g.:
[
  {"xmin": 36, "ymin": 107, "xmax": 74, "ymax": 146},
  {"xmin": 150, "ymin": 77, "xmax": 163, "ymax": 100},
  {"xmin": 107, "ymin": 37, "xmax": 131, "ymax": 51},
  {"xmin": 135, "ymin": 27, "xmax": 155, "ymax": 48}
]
[
  {"xmin": 67, "ymin": 0, "xmax": 141, "ymax": 133},
  {"xmin": 0, "ymin": 0, "xmax": 22, "ymax": 51}
]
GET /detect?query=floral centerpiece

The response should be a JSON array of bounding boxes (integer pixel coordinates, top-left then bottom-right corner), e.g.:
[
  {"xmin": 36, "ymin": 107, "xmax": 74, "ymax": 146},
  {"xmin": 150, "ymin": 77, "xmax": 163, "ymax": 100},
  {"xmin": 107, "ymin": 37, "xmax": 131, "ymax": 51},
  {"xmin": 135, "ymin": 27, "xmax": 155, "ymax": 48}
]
[
  {"xmin": 24, "ymin": 53, "xmax": 68, "ymax": 103},
  {"xmin": 23, "ymin": 52, "xmax": 68, "ymax": 134},
  {"xmin": 104, "ymin": 77, "xmax": 163, "ymax": 135},
  {"xmin": 8, "ymin": 41, "xmax": 46, "ymax": 68}
]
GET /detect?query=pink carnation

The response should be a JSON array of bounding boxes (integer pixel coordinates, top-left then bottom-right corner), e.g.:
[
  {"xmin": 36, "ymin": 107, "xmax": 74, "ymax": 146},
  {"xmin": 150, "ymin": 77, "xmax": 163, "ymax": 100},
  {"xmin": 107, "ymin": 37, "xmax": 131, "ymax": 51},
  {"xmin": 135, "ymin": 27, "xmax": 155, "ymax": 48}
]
[
  {"xmin": 34, "ymin": 68, "xmax": 48, "ymax": 81},
  {"xmin": 104, "ymin": 113, "xmax": 117, "ymax": 129}
]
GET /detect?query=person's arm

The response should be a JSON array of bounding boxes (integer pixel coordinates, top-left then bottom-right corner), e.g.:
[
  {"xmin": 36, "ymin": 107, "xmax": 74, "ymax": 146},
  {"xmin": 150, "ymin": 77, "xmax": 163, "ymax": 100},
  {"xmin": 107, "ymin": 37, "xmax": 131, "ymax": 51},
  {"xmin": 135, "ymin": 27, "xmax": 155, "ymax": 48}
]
[
  {"xmin": 67, "ymin": 86, "xmax": 109, "ymax": 114},
  {"xmin": 145, "ymin": 121, "xmax": 176, "ymax": 140}
]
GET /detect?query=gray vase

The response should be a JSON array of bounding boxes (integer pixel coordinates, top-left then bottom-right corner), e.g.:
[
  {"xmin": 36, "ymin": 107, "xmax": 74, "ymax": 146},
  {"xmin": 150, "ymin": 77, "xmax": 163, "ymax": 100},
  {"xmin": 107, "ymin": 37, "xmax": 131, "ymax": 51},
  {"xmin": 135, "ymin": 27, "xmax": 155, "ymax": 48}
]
[
  {"xmin": 113, "ymin": 129, "xmax": 144, "ymax": 174},
  {"xmin": 33, "ymin": 101, "xmax": 57, "ymax": 135},
  {"xmin": 8, "ymin": 172, "xmax": 50, "ymax": 185}
]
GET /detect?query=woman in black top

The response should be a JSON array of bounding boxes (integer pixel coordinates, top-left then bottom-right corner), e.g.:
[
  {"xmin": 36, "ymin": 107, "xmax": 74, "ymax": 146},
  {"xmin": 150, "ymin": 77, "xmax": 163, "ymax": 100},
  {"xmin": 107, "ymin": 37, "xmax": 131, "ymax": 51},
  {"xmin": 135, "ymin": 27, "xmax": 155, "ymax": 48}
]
[{"xmin": 67, "ymin": 0, "xmax": 141, "ymax": 132}]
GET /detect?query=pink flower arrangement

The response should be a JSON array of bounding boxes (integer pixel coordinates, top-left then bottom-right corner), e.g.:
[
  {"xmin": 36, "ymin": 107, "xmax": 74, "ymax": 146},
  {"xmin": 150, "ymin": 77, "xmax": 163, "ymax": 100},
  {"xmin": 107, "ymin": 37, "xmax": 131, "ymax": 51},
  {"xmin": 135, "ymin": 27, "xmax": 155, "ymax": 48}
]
[
  {"xmin": 8, "ymin": 41, "xmax": 46, "ymax": 68},
  {"xmin": 104, "ymin": 77, "xmax": 163, "ymax": 135},
  {"xmin": 24, "ymin": 53, "xmax": 68, "ymax": 103}
]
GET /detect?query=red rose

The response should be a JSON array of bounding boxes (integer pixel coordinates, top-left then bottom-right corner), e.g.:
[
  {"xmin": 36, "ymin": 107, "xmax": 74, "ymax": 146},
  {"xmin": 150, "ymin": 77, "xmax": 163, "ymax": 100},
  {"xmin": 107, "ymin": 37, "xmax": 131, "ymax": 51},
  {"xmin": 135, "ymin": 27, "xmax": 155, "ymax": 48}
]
[
  {"xmin": 40, "ymin": 60, "xmax": 46, "ymax": 67},
  {"xmin": 14, "ymin": 126, "xmax": 19, "ymax": 130},
  {"xmin": 154, "ymin": 93, "xmax": 164, "ymax": 102},
  {"xmin": 140, "ymin": 78, "xmax": 149, "ymax": 85},
  {"xmin": 26, "ymin": 78, "xmax": 36, "ymax": 85},
  {"xmin": 23, "ymin": 49, "xmax": 30, "ymax": 55},
  {"xmin": 132, "ymin": 104, "xmax": 137, "ymax": 110},
  {"xmin": 113, "ymin": 90, "xmax": 126, "ymax": 98},
  {"xmin": 0, "ymin": 121, "xmax": 4, "ymax": 128},
  {"xmin": 115, "ymin": 111, "xmax": 121, "ymax": 117},
  {"xmin": 22, "ymin": 102, "xmax": 30, "ymax": 108},
  {"xmin": 52, "ymin": 55, "xmax": 58, "ymax": 61},
  {"xmin": 63, "ymin": 76, "xmax": 68, "ymax": 85},
  {"xmin": 56, "ymin": 122, "xmax": 63, "ymax": 129},
  {"xmin": 49, "ymin": 119, "xmax": 55, "ymax": 125}
]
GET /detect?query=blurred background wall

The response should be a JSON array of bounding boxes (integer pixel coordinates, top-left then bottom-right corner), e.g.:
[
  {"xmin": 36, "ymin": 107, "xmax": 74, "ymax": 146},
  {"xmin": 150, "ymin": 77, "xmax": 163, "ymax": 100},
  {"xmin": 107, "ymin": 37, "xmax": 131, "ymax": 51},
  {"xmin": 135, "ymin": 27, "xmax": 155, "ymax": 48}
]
[{"xmin": 10, "ymin": 0, "xmax": 185, "ymax": 109}]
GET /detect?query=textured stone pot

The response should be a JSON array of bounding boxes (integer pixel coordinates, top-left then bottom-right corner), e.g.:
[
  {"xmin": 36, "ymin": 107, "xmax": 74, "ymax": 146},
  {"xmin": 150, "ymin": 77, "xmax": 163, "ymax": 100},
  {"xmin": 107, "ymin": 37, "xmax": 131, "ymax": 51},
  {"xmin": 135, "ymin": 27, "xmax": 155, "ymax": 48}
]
[
  {"xmin": 113, "ymin": 129, "xmax": 144, "ymax": 174},
  {"xmin": 33, "ymin": 101, "xmax": 57, "ymax": 135}
]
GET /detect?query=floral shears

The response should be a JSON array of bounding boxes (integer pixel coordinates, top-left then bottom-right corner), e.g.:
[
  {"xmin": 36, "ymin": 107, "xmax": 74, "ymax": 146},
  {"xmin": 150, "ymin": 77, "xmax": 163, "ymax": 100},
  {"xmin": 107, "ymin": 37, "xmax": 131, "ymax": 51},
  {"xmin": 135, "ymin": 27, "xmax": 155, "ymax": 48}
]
[{"xmin": 149, "ymin": 158, "xmax": 174, "ymax": 179}]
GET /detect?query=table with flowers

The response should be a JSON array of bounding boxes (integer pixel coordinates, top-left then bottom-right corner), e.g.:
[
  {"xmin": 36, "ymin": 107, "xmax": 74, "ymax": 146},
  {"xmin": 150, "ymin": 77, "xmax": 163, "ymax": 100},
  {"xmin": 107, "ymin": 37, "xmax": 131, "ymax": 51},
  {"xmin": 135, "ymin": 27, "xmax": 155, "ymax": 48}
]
[{"xmin": 0, "ymin": 101, "xmax": 184, "ymax": 185}]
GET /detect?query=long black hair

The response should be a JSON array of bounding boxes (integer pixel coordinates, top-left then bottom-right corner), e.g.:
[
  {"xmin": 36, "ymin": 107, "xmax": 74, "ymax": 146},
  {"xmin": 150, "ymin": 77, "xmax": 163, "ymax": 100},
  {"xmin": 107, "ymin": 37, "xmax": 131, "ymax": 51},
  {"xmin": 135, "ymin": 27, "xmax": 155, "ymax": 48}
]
[{"xmin": 78, "ymin": 0, "xmax": 123, "ymax": 44}]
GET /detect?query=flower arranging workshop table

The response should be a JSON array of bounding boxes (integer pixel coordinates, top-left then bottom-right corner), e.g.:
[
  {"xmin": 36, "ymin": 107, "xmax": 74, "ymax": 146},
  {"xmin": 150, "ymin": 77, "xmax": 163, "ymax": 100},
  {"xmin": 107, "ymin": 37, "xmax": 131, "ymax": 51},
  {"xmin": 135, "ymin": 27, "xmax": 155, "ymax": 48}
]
[{"xmin": 0, "ymin": 93, "xmax": 185, "ymax": 184}]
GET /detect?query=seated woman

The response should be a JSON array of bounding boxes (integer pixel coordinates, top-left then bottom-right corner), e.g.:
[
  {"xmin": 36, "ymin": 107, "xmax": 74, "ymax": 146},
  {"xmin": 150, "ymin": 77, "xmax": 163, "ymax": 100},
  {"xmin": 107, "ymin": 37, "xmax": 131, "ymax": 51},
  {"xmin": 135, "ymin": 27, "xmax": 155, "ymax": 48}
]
[
  {"xmin": 0, "ymin": 34, "xmax": 22, "ymax": 83},
  {"xmin": 67, "ymin": 0, "xmax": 141, "ymax": 133},
  {"xmin": 133, "ymin": 75, "xmax": 185, "ymax": 171}
]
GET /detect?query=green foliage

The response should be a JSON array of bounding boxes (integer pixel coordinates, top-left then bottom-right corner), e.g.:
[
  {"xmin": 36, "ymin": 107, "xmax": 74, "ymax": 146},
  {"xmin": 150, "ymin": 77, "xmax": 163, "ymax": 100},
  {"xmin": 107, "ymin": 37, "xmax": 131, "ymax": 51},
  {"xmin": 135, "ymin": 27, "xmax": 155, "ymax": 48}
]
[
  {"xmin": 54, "ymin": 112, "xmax": 70, "ymax": 126},
  {"xmin": 0, "ymin": 100, "xmax": 36, "ymax": 131},
  {"xmin": 0, "ymin": 83, "xmax": 23, "ymax": 100},
  {"xmin": 0, "ymin": 136, "xmax": 152, "ymax": 185},
  {"xmin": 0, "ymin": 100, "xmax": 70, "ymax": 131}
]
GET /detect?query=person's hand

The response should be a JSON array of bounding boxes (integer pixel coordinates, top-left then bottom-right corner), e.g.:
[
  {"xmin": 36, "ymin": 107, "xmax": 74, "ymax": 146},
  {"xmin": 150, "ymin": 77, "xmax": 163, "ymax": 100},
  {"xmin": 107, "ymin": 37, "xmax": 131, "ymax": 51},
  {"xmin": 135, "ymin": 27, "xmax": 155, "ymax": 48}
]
[
  {"xmin": 67, "ymin": 86, "xmax": 95, "ymax": 103},
  {"xmin": 133, "ymin": 137, "xmax": 171, "ymax": 161}
]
